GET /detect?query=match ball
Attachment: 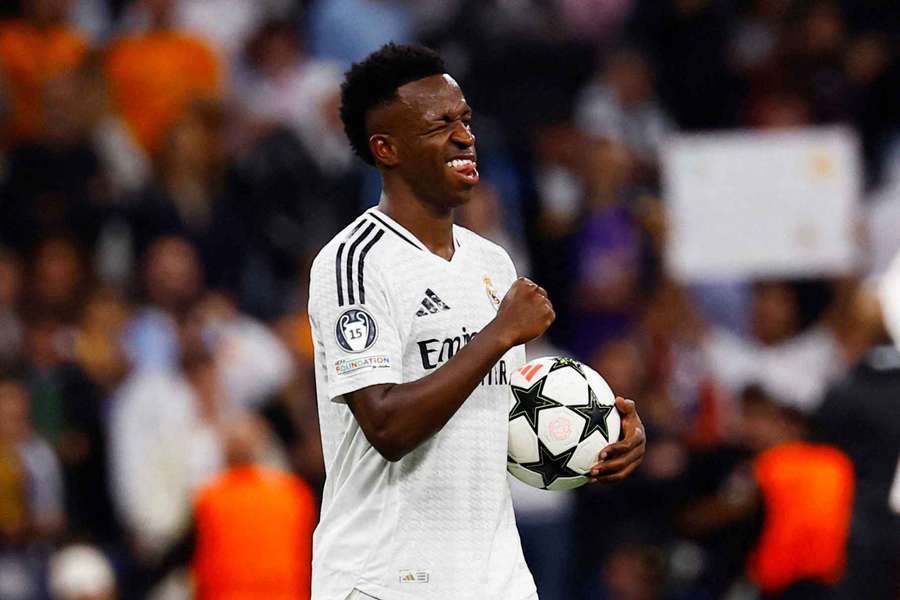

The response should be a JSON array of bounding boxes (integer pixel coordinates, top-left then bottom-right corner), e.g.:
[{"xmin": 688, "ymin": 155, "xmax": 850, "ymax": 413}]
[{"xmin": 507, "ymin": 356, "xmax": 621, "ymax": 490}]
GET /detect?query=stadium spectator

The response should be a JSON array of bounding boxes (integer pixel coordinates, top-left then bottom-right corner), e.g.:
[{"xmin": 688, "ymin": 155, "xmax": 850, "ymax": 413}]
[
  {"xmin": 729, "ymin": 0, "xmax": 788, "ymax": 79},
  {"xmin": 109, "ymin": 335, "xmax": 235, "ymax": 560},
  {"xmin": 138, "ymin": 413, "xmax": 312, "ymax": 597},
  {"xmin": 123, "ymin": 234, "xmax": 294, "ymax": 401},
  {"xmin": 122, "ymin": 236, "xmax": 203, "ymax": 372},
  {"xmin": 0, "ymin": 434, "xmax": 45, "ymax": 599},
  {"xmin": 575, "ymin": 47, "xmax": 672, "ymax": 166},
  {"xmin": 529, "ymin": 122, "xmax": 587, "ymax": 338},
  {"xmin": 124, "ymin": 100, "xmax": 237, "ymax": 282},
  {"xmin": 191, "ymin": 292, "xmax": 294, "ymax": 410},
  {"xmin": 19, "ymin": 308, "xmax": 117, "ymax": 543},
  {"xmin": 191, "ymin": 415, "xmax": 316, "ymax": 599},
  {"xmin": 240, "ymin": 18, "xmax": 346, "ymax": 169},
  {"xmin": 104, "ymin": 0, "xmax": 222, "ymax": 153},
  {"xmin": 0, "ymin": 70, "xmax": 110, "ymax": 253},
  {"xmin": 569, "ymin": 138, "xmax": 644, "ymax": 359},
  {"xmin": 0, "ymin": 0, "xmax": 88, "ymax": 144},
  {"xmin": 533, "ymin": 124, "xmax": 586, "ymax": 239},
  {"xmin": 28, "ymin": 236, "xmax": 90, "ymax": 324},
  {"xmin": 0, "ymin": 374, "xmax": 65, "ymax": 599},
  {"xmin": 680, "ymin": 386, "xmax": 854, "ymax": 599},
  {"xmin": 642, "ymin": 281, "xmax": 735, "ymax": 447},
  {"xmin": 75, "ymin": 58, "xmax": 150, "ymax": 200},
  {"xmin": 0, "ymin": 374, "xmax": 65, "ymax": 538},
  {"xmin": 72, "ymin": 287, "xmax": 130, "ymax": 393},
  {"xmin": 231, "ymin": 19, "xmax": 362, "ymax": 312},
  {"xmin": 702, "ymin": 281, "xmax": 846, "ymax": 413},
  {"xmin": 787, "ymin": 1, "xmax": 850, "ymax": 124}
]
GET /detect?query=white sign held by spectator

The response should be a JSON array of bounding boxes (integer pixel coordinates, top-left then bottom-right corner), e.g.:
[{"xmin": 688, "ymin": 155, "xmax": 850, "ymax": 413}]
[{"xmin": 663, "ymin": 127, "xmax": 861, "ymax": 281}]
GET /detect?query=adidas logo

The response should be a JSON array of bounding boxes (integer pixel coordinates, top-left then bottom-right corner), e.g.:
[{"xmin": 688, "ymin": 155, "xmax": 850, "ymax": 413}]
[
  {"xmin": 399, "ymin": 569, "xmax": 430, "ymax": 583},
  {"xmin": 415, "ymin": 289, "xmax": 451, "ymax": 317}
]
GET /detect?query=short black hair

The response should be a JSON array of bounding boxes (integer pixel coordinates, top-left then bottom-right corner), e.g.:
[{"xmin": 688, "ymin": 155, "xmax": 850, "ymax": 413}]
[{"xmin": 340, "ymin": 43, "xmax": 446, "ymax": 165}]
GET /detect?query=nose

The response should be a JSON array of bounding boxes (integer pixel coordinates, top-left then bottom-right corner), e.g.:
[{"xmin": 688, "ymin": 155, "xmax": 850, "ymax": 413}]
[{"xmin": 451, "ymin": 121, "xmax": 475, "ymax": 147}]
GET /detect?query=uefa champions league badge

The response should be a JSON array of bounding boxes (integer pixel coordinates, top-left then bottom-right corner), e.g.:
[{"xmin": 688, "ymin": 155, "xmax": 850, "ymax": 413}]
[
  {"xmin": 335, "ymin": 308, "xmax": 378, "ymax": 353},
  {"xmin": 483, "ymin": 275, "xmax": 501, "ymax": 311}
]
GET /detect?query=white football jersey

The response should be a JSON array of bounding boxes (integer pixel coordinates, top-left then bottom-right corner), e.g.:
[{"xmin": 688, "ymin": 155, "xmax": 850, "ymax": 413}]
[{"xmin": 308, "ymin": 207, "xmax": 536, "ymax": 600}]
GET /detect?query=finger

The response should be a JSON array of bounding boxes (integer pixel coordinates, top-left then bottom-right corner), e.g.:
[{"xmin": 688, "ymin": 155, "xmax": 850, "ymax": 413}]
[
  {"xmin": 590, "ymin": 459, "xmax": 642, "ymax": 483},
  {"xmin": 535, "ymin": 286, "xmax": 548, "ymax": 298},
  {"xmin": 595, "ymin": 435, "xmax": 646, "ymax": 466},
  {"xmin": 590, "ymin": 444, "xmax": 645, "ymax": 477},
  {"xmin": 614, "ymin": 399, "xmax": 643, "ymax": 444},
  {"xmin": 599, "ymin": 425, "xmax": 645, "ymax": 459},
  {"xmin": 615, "ymin": 396, "xmax": 636, "ymax": 414}
]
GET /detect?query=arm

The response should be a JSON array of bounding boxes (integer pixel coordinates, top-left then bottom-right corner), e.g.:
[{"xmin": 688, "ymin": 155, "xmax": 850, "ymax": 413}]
[{"xmin": 348, "ymin": 278, "xmax": 554, "ymax": 461}]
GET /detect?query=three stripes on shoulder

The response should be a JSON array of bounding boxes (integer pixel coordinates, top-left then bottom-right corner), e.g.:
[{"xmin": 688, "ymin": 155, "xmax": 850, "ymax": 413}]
[{"xmin": 334, "ymin": 212, "xmax": 422, "ymax": 307}]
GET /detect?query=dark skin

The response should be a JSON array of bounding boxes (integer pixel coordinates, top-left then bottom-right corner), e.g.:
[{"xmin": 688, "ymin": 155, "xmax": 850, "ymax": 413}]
[{"xmin": 346, "ymin": 74, "xmax": 645, "ymax": 480}]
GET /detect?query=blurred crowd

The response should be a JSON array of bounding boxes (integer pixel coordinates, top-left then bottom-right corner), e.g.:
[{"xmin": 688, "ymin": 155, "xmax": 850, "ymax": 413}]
[{"xmin": 0, "ymin": 0, "xmax": 898, "ymax": 599}]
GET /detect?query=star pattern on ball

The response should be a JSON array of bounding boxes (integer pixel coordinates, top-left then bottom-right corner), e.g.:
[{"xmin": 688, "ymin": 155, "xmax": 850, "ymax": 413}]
[
  {"xmin": 548, "ymin": 356, "xmax": 586, "ymax": 378},
  {"xmin": 520, "ymin": 439, "xmax": 581, "ymax": 488},
  {"xmin": 509, "ymin": 377, "xmax": 561, "ymax": 431},
  {"xmin": 570, "ymin": 387, "xmax": 614, "ymax": 442}
]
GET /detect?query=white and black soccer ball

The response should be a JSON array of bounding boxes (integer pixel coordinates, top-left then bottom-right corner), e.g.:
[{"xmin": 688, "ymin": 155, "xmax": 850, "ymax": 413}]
[{"xmin": 507, "ymin": 356, "xmax": 621, "ymax": 490}]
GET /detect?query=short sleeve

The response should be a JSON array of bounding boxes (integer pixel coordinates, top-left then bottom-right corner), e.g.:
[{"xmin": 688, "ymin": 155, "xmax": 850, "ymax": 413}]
[
  {"xmin": 309, "ymin": 250, "xmax": 404, "ymax": 401},
  {"xmin": 492, "ymin": 243, "xmax": 519, "ymax": 300}
]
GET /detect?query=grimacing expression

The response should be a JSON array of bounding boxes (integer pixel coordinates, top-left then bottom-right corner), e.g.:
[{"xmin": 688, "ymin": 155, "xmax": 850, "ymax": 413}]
[{"xmin": 369, "ymin": 74, "xmax": 479, "ymax": 208}]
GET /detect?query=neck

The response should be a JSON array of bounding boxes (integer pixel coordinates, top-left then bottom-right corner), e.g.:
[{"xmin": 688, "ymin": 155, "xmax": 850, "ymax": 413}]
[{"xmin": 379, "ymin": 176, "xmax": 455, "ymax": 260}]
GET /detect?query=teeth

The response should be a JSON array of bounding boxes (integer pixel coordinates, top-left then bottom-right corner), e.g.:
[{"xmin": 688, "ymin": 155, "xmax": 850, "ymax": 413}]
[{"xmin": 446, "ymin": 159, "xmax": 474, "ymax": 168}]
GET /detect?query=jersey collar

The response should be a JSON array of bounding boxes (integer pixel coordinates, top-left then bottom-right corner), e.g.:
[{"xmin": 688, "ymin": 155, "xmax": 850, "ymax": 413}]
[{"xmin": 366, "ymin": 207, "xmax": 463, "ymax": 261}]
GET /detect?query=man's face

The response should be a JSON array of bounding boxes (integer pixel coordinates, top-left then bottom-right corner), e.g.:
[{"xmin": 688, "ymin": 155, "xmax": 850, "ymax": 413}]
[{"xmin": 374, "ymin": 74, "xmax": 479, "ymax": 208}]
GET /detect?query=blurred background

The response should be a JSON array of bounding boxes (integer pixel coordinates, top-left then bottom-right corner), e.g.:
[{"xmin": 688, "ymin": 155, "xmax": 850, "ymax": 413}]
[{"xmin": 0, "ymin": 0, "xmax": 898, "ymax": 598}]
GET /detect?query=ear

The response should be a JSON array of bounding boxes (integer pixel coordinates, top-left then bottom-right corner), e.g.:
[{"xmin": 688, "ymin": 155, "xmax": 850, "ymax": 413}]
[{"xmin": 369, "ymin": 134, "xmax": 400, "ymax": 168}]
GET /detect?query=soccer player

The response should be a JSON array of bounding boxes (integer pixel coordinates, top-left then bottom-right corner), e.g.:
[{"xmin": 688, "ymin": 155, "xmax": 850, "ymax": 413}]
[{"xmin": 308, "ymin": 43, "xmax": 646, "ymax": 600}]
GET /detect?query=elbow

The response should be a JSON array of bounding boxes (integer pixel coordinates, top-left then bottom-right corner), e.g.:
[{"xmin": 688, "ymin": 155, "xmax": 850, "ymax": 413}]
[
  {"xmin": 366, "ymin": 423, "xmax": 414, "ymax": 462},
  {"xmin": 369, "ymin": 431, "xmax": 409, "ymax": 462},
  {"xmin": 378, "ymin": 447, "xmax": 406, "ymax": 463},
  {"xmin": 349, "ymin": 386, "xmax": 417, "ymax": 462}
]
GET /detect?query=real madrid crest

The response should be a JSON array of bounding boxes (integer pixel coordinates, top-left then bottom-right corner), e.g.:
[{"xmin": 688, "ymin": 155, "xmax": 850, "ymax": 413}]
[{"xmin": 483, "ymin": 275, "xmax": 501, "ymax": 311}]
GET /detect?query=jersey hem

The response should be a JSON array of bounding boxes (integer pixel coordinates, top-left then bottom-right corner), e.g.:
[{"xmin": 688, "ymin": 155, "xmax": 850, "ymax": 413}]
[{"xmin": 313, "ymin": 572, "xmax": 537, "ymax": 600}]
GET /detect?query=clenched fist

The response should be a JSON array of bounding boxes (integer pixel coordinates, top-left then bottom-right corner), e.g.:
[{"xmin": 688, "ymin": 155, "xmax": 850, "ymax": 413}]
[{"xmin": 491, "ymin": 277, "xmax": 555, "ymax": 347}]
